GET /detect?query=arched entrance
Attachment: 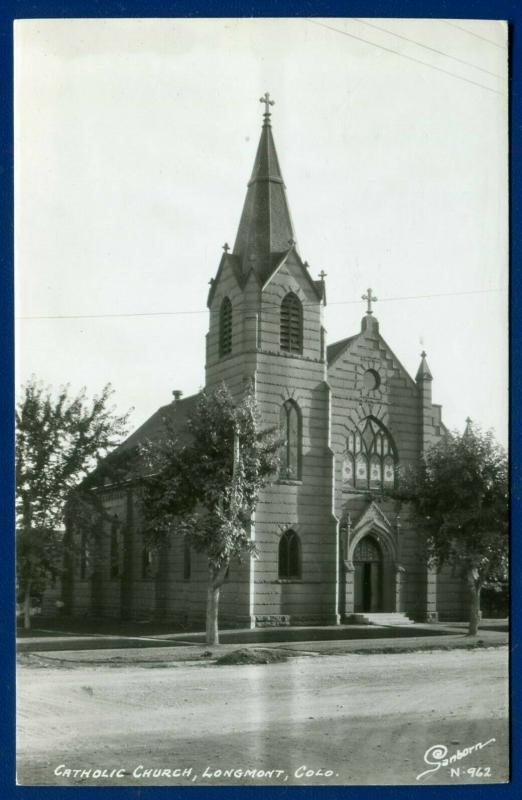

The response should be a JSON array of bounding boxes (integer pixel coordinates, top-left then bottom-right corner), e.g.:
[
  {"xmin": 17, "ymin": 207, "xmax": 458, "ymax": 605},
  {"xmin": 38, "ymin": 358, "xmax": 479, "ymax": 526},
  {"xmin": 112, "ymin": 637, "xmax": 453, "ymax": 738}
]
[{"xmin": 353, "ymin": 535, "xmax": 383, "ymax": 612}]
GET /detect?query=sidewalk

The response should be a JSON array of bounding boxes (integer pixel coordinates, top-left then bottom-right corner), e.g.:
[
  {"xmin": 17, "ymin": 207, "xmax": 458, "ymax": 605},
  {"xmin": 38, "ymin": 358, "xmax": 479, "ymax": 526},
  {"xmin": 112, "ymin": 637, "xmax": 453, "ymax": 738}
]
[{"xmin": 17, "ymin": 620, "xmax": 509, "ymax": 666}]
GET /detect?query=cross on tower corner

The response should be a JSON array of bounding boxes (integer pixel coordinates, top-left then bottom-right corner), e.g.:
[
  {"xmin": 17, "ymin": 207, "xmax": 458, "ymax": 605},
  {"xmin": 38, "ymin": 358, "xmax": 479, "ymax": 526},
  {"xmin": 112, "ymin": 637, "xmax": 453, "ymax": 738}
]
[{"xmin": 362, "ymin": 288, "xmax": 378, "ymax": 315}]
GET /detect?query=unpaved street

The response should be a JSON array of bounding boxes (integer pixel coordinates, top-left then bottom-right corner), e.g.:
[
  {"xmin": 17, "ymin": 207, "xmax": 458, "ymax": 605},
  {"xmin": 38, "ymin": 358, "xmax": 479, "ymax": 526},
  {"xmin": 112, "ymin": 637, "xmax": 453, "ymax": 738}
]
[{"xmin": 17, "ymin": 647, "xmax": 509, "ymax": 786}]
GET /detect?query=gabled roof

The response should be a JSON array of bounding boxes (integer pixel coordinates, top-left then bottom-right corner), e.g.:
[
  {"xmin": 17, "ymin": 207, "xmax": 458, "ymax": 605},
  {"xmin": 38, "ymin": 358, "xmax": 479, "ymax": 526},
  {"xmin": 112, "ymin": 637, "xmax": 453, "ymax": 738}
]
[
  {"xmin": 207, "ymin": 253, "xmax": 244, "ymax": 307},
  {"xmin": 327, "ymin": 335, "xmax": 358, "ymax": 365},
  {"xmin": 116, "ymin": 393, "xmax": 200, "ymax": 456},
  {"xmin": 263, "ymin": 246, "xmax": 324, "ymax": 300}
]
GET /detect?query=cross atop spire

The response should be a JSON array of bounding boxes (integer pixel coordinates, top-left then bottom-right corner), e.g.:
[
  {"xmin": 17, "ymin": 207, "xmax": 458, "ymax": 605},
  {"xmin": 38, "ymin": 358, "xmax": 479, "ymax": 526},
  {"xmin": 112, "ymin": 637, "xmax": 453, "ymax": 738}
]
[
  {"xmin": 362, "ymin": 288, "xmax": 378, "ymax": 315},
  {"xmin": 416, "ymin": 350, "xmax": 433, "ymax": 383},
  {"xmin": 260, "ymin": 92, "xmax": 275, "ymax": 117}
]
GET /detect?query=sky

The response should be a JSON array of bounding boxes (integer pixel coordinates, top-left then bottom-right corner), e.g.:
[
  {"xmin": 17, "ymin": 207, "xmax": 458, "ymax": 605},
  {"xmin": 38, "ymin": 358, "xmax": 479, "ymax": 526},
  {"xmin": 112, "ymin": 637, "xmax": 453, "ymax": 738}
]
[{"xmin": 14, "ymin": 17, "xmax": 508, "ymax": 445}]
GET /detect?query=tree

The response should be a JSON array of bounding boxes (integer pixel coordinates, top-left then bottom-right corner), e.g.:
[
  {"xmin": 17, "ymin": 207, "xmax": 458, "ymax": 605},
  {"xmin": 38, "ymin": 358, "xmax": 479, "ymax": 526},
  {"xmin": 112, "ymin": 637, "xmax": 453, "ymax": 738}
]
[
  {"xmin": 398, "ymin": 424, "xmax": 508, "ymax": 635},
  {"xmin": 16, "ymin": 379, "xmax": 130, "ymax": 628},
  {"xmin": 141, "ymin": 383, "xmax": 280, "ymax": 645}
]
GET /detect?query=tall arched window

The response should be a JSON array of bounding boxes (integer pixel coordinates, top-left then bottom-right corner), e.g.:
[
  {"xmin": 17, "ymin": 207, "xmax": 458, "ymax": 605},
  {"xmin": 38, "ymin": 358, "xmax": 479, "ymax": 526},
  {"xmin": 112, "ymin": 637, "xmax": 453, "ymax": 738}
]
[
  {"xmin": 342, "ymin": 417, "xmax": 398, "ymax": 491},
  {"xmin": 219, "ymin": 296, "xmax": 233, "ymax": 357},
  {"xmin": 280, "ymin": 400, "xmax": 302, "ymax": 480},
  {"xmin": 278, "ymin": 529, "xmax": 301, "ymax": 579},
  {"xmin": 79, "ymin": 529, "xmax": 90, "ymax": 580},
  {"xmin": 280, "ymin": 292, "xmax": 303, "ymax": 353},
  {"xmin": 110, "ymin": 517, "xmax": 121, "ymax": 579},
  {"xmin": 142, "ymin": 544, "xmax": 155, "ymax": 579}
]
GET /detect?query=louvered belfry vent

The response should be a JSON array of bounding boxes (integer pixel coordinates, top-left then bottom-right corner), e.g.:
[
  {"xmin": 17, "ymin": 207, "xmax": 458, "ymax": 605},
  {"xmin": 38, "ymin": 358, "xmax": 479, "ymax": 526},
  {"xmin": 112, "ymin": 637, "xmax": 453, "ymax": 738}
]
[
  {"xmin": 219, "ymin": 297, "xmax": 233, "ymax": 357},
  {"xmin": 280, "ymin": 292, "xmax": 303, "ymax": 353}
]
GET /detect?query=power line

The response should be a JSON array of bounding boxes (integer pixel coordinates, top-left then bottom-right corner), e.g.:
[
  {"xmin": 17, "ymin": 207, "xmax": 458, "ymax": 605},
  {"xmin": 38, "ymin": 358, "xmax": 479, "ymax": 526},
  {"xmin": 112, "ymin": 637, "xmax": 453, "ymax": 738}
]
[
  {"xmin": 17, "ymin": 287, "xmax": 505, "ymax": 321},
  {"xmin": 441, "ymin": 20, "xmax": 507, "ymax": 50},
  {"xmin": 353, "ymin": 17, "xmax": 504, "ymax": 79},
  {"xmin": 306, "ymin": 18, "xmax": 505, "ymax": 97}
]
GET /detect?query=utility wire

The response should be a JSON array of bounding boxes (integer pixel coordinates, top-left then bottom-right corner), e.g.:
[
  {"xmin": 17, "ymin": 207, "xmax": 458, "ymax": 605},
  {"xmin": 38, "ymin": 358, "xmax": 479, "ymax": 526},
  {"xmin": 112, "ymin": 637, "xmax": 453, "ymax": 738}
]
[
  {"xmin": 17, "ymin": 287, "xmax": 505, "ymax": 321},
  {"xmin": 441, "ymin": 20, "xmax": 507, "ymax": 50},
  {"xmin": 353, "ymin": 17, "xmax": 504, "ymax": 79},
  {"xmin": 306, "ymin": 18, "xmax": 505, "ymax": 97}
]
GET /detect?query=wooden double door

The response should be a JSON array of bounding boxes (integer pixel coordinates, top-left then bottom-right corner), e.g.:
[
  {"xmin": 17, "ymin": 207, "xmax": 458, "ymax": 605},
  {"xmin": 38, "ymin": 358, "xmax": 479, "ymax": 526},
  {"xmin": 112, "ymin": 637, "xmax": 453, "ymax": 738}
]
[{"xmin": 354, "ymin": 535, "xmax": 383, "ymax": 613}]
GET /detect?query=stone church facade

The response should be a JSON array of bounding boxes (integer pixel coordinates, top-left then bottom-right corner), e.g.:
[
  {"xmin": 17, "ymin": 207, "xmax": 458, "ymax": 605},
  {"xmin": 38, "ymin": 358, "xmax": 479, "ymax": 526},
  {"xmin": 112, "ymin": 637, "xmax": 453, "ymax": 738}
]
[{"xmin": 63, "ymin": 99, "xmax": 468, "ymax": 627}]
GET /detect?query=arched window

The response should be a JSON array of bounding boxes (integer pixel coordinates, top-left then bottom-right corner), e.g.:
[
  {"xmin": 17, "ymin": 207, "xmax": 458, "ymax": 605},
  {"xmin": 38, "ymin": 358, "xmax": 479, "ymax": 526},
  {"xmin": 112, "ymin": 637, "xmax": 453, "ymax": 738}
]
[
  {"xmin": 80, "ymin": 529, "xmax": 90, "ymax": 580},
  {"xmin": 183, "ymin": 538, "xmax": 191, "ymax": 580},
  {"xmin": 279, "ymin": 400, "xmax": 302, "ymax": 480},
  {"xmin": 219, "ymin": 297, "xmax": 233, "ymax": 357},
  {"xmin": 142, "ymin": 544, "xmax": 155, "ymax": 579},
  {"xmin": 278, "ymin": 529, "xmax": 301, "ymax": 579},
  {"xmin": 342, "ymin": 417, "xmax": 398, "ymax": 491},
  {"xmin": 110, "ymin": 517, "xmax": 121, "ymax": 579},
  {"xmin": 280, "ymin": 292, "xmax": 303, "ymax": 353}
]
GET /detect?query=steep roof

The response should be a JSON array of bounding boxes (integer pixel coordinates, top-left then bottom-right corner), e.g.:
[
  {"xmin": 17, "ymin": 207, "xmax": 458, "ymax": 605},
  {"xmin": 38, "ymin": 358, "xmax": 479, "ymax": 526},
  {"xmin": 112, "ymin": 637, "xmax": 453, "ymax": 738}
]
[
  {"xmin": 232, "ymin": 109, "xmax": 297, "ymax": 286},
  {"xmin": 115, "ymin": 393, "xmax": 200, "ymax": 456}
]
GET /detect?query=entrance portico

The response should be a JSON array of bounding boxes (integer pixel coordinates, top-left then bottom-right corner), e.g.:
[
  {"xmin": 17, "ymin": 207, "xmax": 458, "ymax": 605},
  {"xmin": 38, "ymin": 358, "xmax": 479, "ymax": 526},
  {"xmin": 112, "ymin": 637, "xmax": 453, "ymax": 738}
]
[{"xmin": 341, "ymin": 501, "xmax": 402, "ymax": 618}]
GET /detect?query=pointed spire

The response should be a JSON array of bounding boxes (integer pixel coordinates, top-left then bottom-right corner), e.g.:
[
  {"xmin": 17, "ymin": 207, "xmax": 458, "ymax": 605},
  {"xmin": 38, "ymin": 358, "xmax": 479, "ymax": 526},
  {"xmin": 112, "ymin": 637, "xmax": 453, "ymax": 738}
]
[
  {"xmin": 232, "ymin": 94, "xmax": 296, "ymax": 281},
  {"xmin": 416, "ymin": 350, "xmax": 433, "ymax": 383}
]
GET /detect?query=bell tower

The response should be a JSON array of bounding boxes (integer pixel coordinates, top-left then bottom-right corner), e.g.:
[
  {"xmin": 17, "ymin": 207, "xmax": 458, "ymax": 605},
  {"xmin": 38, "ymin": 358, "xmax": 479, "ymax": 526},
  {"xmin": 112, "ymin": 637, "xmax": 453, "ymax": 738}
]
[
  {"xmin": 205, "ymin": 96, "xmax": 340, "ymax": 627},
  {"xmin": 205, "ymin": 95, "xmax": 327, "ymax": 395}
]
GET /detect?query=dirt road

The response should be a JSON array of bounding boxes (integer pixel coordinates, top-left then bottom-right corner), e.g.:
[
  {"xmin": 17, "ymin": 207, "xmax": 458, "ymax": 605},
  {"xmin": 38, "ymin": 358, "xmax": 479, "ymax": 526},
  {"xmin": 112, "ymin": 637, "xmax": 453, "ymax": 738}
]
[{"xmin": 16, "ymin": 647, "xmax": 508, "ymax": 786}]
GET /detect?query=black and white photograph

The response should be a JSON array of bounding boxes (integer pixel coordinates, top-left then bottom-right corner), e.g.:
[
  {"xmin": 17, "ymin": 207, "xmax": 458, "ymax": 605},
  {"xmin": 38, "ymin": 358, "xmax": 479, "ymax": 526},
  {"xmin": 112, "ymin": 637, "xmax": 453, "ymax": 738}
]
[{"xmin": 14, "ymin": 16, "xmax": 509, "ymax": 787}]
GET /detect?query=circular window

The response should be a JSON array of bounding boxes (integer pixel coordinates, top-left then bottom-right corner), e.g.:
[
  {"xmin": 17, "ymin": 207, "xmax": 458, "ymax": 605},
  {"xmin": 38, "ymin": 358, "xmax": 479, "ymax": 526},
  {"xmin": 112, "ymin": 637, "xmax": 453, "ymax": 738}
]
[{"xmin": 363, "ymin": 369, "xmax": 381, "ymax": 390}]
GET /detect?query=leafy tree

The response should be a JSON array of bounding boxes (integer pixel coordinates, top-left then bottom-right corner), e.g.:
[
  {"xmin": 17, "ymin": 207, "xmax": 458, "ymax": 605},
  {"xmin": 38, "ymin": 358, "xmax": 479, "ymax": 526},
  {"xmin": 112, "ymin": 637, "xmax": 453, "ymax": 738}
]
[
  {"xmin": 141, "ymin": 383, "xmax": 280, "ymax": 645},
  {"xmin": 16, "ymin": 379, "xmax": 130, "ymax": 628},
  {"xmin": 398, "ymin": 424, "xmax": 508, "ymax": 635}
]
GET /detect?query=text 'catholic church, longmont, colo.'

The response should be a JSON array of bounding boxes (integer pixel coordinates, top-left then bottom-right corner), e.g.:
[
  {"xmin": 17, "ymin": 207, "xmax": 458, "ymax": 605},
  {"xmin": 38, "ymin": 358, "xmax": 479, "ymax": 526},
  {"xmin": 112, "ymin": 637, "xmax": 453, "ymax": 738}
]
[{"xmin": 60, "ymin": 93, "xmax": 469, "ymax": 629}]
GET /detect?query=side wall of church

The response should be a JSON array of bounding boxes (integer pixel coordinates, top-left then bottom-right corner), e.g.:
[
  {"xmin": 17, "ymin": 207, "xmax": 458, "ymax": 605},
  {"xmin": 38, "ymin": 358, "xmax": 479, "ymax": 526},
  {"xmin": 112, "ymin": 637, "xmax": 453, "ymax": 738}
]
[
  {"xmin": 435, "ymin": 564, "xmax": 468, "ymax": 621},
  {"xmin": 66, "ymin": 486, "xmax": 252, "ymax": 626}
]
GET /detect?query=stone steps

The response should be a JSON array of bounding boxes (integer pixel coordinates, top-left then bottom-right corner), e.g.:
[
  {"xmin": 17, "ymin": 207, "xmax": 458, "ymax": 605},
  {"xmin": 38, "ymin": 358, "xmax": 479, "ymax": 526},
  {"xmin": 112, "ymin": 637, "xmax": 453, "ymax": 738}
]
[{"xmin": 348, "ymin": 612, "xmax": 415, "ymax": 626}]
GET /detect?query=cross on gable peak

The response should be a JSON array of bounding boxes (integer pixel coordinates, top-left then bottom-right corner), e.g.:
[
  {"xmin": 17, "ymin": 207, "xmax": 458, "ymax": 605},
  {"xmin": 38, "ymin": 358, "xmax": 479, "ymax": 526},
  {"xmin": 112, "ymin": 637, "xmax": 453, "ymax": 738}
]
[{"xmin": 362, "ymin": 288, "xmax": 378, "ymax": 315}]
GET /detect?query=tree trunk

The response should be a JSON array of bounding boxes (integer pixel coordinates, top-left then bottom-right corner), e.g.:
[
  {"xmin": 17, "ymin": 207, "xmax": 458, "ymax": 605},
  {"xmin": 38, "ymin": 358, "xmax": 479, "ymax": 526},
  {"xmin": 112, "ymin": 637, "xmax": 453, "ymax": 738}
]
[
  {"xmin": 466, "ymin": 568, "xmax": 482, "ymax": 636},
  {"xmin": 205, "ymin": 565, "xmax": 228, "ymax": 646},
  {"xmin": 23, "ymin": 582, "xmax": 32, "ymax": 630}
]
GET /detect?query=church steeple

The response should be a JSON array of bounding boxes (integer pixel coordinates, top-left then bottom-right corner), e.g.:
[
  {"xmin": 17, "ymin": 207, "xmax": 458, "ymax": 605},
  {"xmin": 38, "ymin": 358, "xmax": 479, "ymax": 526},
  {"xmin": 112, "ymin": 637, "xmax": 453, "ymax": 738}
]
[{"xmin": 233, "ymin": 94, "xmax": 296, "ymax": 283}]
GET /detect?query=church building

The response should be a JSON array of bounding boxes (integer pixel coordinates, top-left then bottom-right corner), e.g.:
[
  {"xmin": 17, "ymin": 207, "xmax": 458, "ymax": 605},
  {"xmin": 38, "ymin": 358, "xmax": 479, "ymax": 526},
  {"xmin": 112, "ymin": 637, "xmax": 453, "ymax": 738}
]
[{"xmin": 64, "ymin": 96, "xmax": 468, "ymax": 627}]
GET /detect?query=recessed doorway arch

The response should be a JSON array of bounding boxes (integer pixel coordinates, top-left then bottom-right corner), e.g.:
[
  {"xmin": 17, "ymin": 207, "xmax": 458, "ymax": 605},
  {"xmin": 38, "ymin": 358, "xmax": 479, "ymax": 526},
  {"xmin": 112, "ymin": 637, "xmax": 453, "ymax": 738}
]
[{"xmin": 353, "ymin": 535, "xmax": 383, "ymax": 612}]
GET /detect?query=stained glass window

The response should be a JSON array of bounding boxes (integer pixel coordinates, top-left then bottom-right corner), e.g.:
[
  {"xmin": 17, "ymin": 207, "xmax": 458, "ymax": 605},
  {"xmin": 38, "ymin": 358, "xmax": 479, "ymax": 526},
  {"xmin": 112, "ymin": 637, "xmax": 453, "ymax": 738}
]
[{"xmin": 343, "ymin": 417, "xmax": 398, "ymax": 491}]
